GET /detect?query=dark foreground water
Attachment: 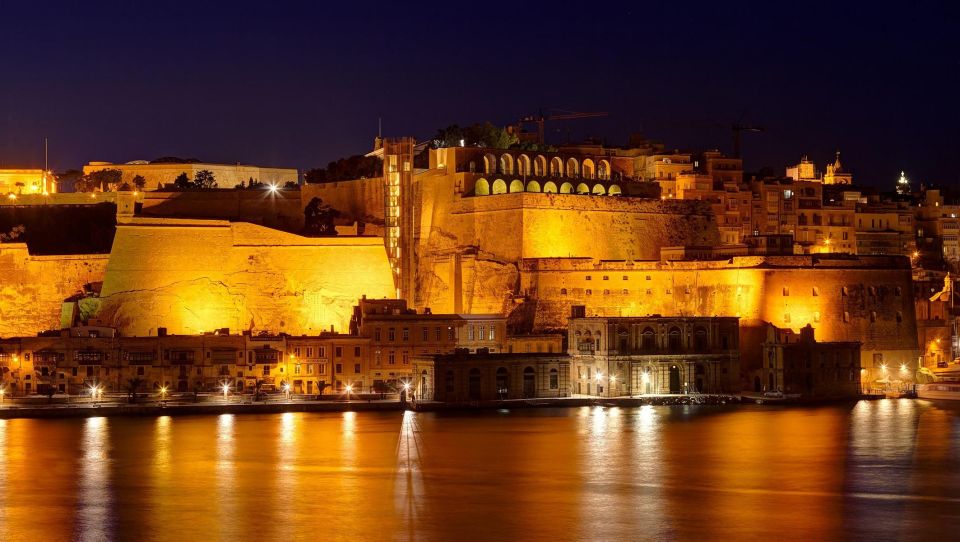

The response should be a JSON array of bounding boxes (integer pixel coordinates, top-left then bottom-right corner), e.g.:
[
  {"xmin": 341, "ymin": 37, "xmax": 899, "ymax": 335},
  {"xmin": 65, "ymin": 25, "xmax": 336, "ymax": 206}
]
[{"xmin": 0, "ymin": 400, "xmax": 958, "ymax": 542}]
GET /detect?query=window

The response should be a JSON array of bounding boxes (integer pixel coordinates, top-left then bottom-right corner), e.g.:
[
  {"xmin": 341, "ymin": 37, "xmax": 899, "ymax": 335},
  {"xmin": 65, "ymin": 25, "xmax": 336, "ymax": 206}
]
[
  {"xmin": 868, "ymin": 286, "xmax": 876, "ymax": 296},
  {"xmin": 489, "ymin": 327, "xmax": 495, "ymax": 341},
  {"xmin": 783, "ymin": 287, "xmax": 789, "ymax": 296},
  {"xmin": 388, "ymin": 351, "xmax": 396, "ymax": 365},
  {"xmin": 812, "ymin": 287, "xmax": 819, "ymax": 296},
  {"xmin": 784, "ymin": 313, "xmax": 791, "ymax": 323},
  {"xmin": 262, "ymin": 365, "xmax": 270, "ymax": 376},
  {"xmin": 294, "ymin": 347, "xmax": 301, "ymax": 357},
  {"xmin": 603, "ymin": 289, "xmax": 610, "ymax": 295},
  {"xmin": 814, "ymin": 312, "xmax": 821, "ymax": 322},
  {"xmin": 354, "ymin": 363, "xmax": 361, "ymax": 373},
  {"xmin": 422, "ymin": 327, "xmax": 429, "ymax": 341},
  {"xmin": 307, "ymin": 364, "xmax": 314, "ymax": 375},
  {"xmin": 354, "ymin": 346, "xmax": 361, "ymax": 357},
  {"xmin": 586, "ymin": 289, "xmax": 592, "ymax": 295},
  {"xmin": 320, "ymin": 364, "xmax": 327, "ymax": 374},
  {"xmin": 622, "ymin": 289, "xmax": 629, "ymax": 295},
  {"xmin": 896, "ymin": 311, "xmax": 903, "ymax": 323},
  {"xmin": 586, "ymin": 276, "xmax": 592, "ymax": 281},
  {"xmin": 895, "ymin": 286, "xmax": 902, "ymax": 296},
  {"xmin": 448, "ymin": 327, "xmax": 455, "ymax": 340},
  {"xmin": 603, "ymin": 276, "xmax": 609, "ymax": 281},
  {"xmin": 550, "ymin": 369, "xmax": 559, "ymax": 389},
  {"xmin": 842, "ymin": 286, "xmax": 849, "ymax": 296},
  {"xmin": 622, "ymin": 276, "xmax": 628, "ymax": 281},
  {"xmin": 560, "ymin": 288, "xmax": 567, "ymax": 295},
  {"xmin": 318, "ymin": 347, "xmax": 325, "ymax": 358},
  {"xmin": 335, "ymin": 364, "xmax": 342, "ymax": 374},
  {"xmin": 843, "ymin": 311, "xmax": 850, "ymax": 323},
  {"xmin": 137, "ymin": 366, "xmax": 145, "ymax": 376},
  {"xmin": 402, "ymin": 328, "xmax": 409, "ymax": 341},
  {"xmin": 335, "ymin": 347, "xmax": 343, "ymax": 358},
  {"xmin": 388, "ymin": 328, "xmax": 396, "ymax": 341},
  {"xmin": 478, "ymin": 326, "xmax": 485, "ymax": 341},
  {"xmin": 402, "ymin": 351, "xmax": 409, "ymax": 364},
  {"xmin": 294, "ymin": 364, "xmax": 301, "ymax": 375},
  {"xmin": 374, "ymin": 328, "xmax": 382, "ymax": 341},
  {"xmin": 870, "ymin": 311, "xmax": 877, "ymax": 323},
  {"xmin": 435, "ymin": 327, "xmax": 442, "ymax": 340}
]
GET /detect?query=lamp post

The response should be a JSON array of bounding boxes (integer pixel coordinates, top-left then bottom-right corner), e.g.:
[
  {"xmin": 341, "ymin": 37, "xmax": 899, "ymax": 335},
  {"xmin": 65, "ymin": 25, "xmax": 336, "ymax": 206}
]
[
  {"xmin": 13, "ymin": 354, "xmax": 20, "ymax": 396},
  {"xmin": 159, "ymin": 385, "xmax": 168, "ymax": 406},
  {"xmin": 594, "ymin": 371, "xmax": 603, "ymax": 398},
  {"xmin": 221, "ymin": 381, "xmax": 231, "ymax": 402},
  {"xmin": 344, "ymin": 383, "xmax": 353, "ymax": 401},
  {"xmin": 282, "ymin": 382, "xmax": 291, "ymax": 401}
]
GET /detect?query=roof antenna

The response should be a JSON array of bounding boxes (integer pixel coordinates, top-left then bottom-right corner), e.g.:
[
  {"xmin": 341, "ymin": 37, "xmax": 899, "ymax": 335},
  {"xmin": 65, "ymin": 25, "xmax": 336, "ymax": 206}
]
[{"xmin": 378, "ymin": 117, "xmax": 382, "ymax": 138}]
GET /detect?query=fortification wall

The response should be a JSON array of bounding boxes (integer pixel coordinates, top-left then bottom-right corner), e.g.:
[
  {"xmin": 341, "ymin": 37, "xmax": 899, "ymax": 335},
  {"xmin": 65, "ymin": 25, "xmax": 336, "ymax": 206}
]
[
  {"xmin": 519, "ymin": 255, "xmax": 919, "ymax": 376},
  {"xmin": 302, "ymin": 179, "xmax": 385, "ymax": 231},
  {"xmin": 0, "ymin": 244, "xmax": 109, "ymax": 337},
  {"xmin": 96, "ymin": 218, "xmax": 395, "ymax": 336},
  {"xmin": 140, "ymin": 190, "xmax": 304, "ymax": 231}
]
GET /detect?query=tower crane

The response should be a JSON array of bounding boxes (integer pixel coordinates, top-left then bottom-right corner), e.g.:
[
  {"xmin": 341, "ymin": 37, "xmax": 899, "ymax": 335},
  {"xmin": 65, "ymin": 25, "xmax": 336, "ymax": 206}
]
[{"xmin": 517, "ymin": 109, "xmax": 608, "ymax": 145}]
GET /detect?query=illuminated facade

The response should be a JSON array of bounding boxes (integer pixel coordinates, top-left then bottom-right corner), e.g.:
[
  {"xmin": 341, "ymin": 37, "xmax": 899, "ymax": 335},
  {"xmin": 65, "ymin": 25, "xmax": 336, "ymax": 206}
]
[
  {"xmin": 567, "ymin": 316, "xmax": 740, "ymax": 396},
  {"xmin": 82, "ymin": 161, "xmax": 298, "ymax": 191},
  {"xmin": 0, "ymin": 169, "xmax": 56, "ymax": 196},
  {"xmin": 759, "ymin": 323, "xmax": 862, "ymax": 398}
]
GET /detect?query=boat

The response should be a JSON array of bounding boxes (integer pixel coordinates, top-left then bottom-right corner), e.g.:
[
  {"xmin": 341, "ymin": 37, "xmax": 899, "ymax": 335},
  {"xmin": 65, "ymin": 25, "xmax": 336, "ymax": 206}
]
[{"xmin": 916, "ymin": 382, "xmax": 960, "ymax": 401}]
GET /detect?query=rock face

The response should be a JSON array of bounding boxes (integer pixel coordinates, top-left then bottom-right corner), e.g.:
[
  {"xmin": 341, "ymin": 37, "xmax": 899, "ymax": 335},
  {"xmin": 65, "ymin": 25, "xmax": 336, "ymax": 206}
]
[
  {"xmin": 96, "ymin": 218, "xmax": 395, "ymax": 336},
  {"xmin": 0, "ymin": 244, "xmax": 109, "ymax": 337}
]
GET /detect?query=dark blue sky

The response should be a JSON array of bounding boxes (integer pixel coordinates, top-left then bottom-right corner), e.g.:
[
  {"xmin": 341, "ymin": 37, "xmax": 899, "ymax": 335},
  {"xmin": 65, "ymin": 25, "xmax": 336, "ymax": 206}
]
[{"xmin": 1, "ymin": 0, "xmax": 957, "ymax": 188}]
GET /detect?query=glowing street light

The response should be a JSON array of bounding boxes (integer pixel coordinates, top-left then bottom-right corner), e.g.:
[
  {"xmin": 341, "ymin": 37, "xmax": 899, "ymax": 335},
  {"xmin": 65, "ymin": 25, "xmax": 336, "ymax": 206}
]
[
  {"xmin": 89, "ymin": 384, "xmax": 103, "ymax": 406},
  {"xmin": 267, "ymin": 183, "xmax": 279, "ymax": 194},
  {"xmin": 282, "ymin": 382, "xmax": 291, "ymax": 400},
  {"xmin": 159, "ymin": 385, "xmax": 168, "ymax": 404},
  {"xmin": 344, "ymin": 383, "xmax": 353, "ymax": 400},
  {"xmin": 221, "ymin": 381, "xmax": 231, "ymax": 401}
]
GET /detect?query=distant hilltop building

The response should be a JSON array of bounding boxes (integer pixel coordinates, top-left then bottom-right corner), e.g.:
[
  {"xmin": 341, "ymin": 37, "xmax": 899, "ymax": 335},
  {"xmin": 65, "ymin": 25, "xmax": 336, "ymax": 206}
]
[
  {"xmin": 82, "ymin": 160, "xmax": 298, "ymax": 190},
  {"xmin": 0, "ymin": 169, "xmax": 57, "ymax": 196},
  {"xmin": 785, "ymin": 152, "xmax": 853, "ymax": 185},
  {"xmin": 896, "ymin": 170, "xmax": 911, "ymax": 195}
]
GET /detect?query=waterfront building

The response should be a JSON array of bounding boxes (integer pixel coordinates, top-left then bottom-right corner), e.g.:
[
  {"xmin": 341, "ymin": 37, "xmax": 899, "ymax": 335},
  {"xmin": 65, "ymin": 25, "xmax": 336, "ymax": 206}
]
[
  {"xmin": 424, "ymin": 352, "xmax": 570, "ymax": 402},
  {"xmin": 566, "ymin": 315, "xmax": 740, "ymax": 396},
  {"xmin": 759, "ymin": 324, "xmax": 862, "ymax": 398}
]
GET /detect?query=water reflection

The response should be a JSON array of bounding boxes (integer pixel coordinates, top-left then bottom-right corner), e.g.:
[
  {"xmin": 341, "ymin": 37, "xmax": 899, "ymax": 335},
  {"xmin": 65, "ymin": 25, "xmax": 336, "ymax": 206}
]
[
  {"xmin": 75, "ymin": 417, "xmax": 113, "ymax": 541},
  {"xmin": 0, "ymin": 401, "xmax": 957, "ymax": 541}
]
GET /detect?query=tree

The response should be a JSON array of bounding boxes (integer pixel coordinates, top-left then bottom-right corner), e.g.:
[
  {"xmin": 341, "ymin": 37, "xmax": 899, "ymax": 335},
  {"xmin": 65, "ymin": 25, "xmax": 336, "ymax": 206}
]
[
  {"xmin": 131, "ymin": 175, "xmax": 147, "ymax": 191},
  {"xmin": 304, "ymin": 155, "xmax": 382, "ymax": 184},
  {"xmin": 0, "ymin": 225, "xmax": 26, "ymax": 242},
  {"xmin": 194, "ymin": 170, "xmax": 217, "ymax": 189},
  {"xmin": 315, "ymin": 379, "xmax": 328, "ymax": 398},
  {"xmin": 14, "ymin": 182, "xmax": 24, "ymax": 194},
  {"xmin": 431, "ymin": 121, "xmax": 518, "ymax": 149},
  {"xmin": 85, "ymin": 169, "xmax": 123, "ymax": 192},
  {"xmin": 125, "ymin": 377, "xmax": 144, "ymax": 403},
  {"xmin": 303, "ymin": 197, "xmax": 341, "ymax": 236},
  {"xmin": 253, "ymin": 379, "xmax": 266, "ymax": 401},
  {"xmin": 173, "ymin": 172, "xmax": 192, "ymax": 190}
]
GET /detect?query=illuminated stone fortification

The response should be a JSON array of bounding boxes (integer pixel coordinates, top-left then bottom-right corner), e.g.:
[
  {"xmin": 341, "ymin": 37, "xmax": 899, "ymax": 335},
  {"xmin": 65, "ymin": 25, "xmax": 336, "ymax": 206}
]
[
  {"xmin": 309, "ymin": 171, "xmax": 718, "ymax": 315},
  {"xmin": 0, "ymin": 244, "xmax": 108, "ymax": 337},
  {"xmin": 520, "ymin": 255, "xmax": 918, "ymax": 377},
  {"xmin": 96, "ymin": 218, "xmax": 394, "ymax": 336}
]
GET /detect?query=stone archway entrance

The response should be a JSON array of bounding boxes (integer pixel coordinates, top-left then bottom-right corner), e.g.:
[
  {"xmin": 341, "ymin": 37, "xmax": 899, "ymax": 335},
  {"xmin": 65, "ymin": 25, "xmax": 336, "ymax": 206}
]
[{"xmin": 669, "ymin": 365, "xmax": 681, "ymax": 394}]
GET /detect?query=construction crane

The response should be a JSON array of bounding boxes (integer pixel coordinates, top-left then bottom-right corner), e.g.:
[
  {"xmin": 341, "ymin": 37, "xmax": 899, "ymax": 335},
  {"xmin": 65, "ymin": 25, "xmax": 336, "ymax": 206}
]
[
  {"xmin": 730, "ymin": 111, "xmax": 763, "ymax": 159},
  {"xmin": 517, "ymin": 109, "xmax": 608, "ymax": 145}
]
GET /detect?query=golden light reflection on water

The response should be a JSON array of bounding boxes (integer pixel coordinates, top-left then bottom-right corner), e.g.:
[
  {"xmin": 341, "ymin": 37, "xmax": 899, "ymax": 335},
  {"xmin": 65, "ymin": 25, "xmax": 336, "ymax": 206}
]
[
  {"xmin": 76, "ymin": 417, "xmax": 112, "ymax": 541},
  {"xmin": 0, "ymin": 402, "xmax": 958, "ymax": 541}
]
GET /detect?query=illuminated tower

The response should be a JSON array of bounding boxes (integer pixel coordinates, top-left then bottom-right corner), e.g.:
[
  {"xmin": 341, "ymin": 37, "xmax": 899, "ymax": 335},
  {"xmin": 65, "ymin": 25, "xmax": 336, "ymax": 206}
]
[
  {"xmin": 382, "ymin": 137, "xmax": 415, "ymax": 300},
  {"xmin": 896, "ymin": 171, "xmax": 911, "ymax": 195}
]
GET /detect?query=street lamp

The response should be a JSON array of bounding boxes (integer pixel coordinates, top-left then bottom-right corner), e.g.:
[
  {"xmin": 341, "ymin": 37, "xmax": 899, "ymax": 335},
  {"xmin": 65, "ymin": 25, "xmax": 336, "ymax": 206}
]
[
  {"xmin": 282, "ymin": 382, "xmax": 291, "ymax": 400},
  {"xmin": 89, "ymin": 384, "xmax": 102, "ymax": 407},
  {"xmin": 159, "ymin": 385, "xmax": 168, "ymax": 405},
  {"xmin": 344, "ymin": 383, "xmax": 353, "ymax": 400},
  {"xmin": 594, "ymin": 371, "xmax": 603, "ymax": 397},
  {"xmin": 221, "ymin": 381, "xmax": 231, "ymax": 401}
]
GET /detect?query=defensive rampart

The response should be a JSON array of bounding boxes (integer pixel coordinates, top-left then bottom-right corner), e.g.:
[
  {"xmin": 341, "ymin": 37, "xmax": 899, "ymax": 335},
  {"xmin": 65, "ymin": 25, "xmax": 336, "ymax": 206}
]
[
  {"xmin": 96, "ymin": 218, "xmax": 395, "ymax": 336},
  {"xmin": 0, "ymin": 244, "xmax": 109, "ymax": 337}
]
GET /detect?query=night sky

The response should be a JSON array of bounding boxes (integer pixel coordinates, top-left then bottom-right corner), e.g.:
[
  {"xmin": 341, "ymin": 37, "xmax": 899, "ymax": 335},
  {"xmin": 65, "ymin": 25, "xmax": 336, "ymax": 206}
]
[{"xmin": 1, "ymin": 1, "xmax": 957, "ymax": 188}]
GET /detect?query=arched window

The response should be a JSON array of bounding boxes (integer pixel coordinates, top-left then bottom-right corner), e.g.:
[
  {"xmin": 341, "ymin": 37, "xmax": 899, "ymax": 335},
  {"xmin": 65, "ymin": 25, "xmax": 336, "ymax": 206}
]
[
  {"xmin": 523, "ymin": 366, "xmax": 535, "ymax": 398},
  {"xmin": 468, "ymin": 368, "xmax": 482, "ymax": 400},
  {"xmin": 492, "ymin": 179, "xmax": 507, "ymax": 194},
  {"xmin": 693, "ymin": 326, "xmax": 708, "ymax": 352},
  {"xmin": 445, "ymin": 370, "xmax": 454, "ymax": 393},
  {"xmin": 499, "ymin": 154, "xmax": 514, "ymax": 175},
  {"xmin": 549, "ymin": 368, "xmax": 559, "ymax": 389},
  {"xmin": 517, "ymin": 154, "xmax": 531, "ymax": 176},
  {"xmin": 608, "ymin": 184, "xmax": 622, "ymax": 196},
  {"xmin": 566, "ymin": 158, "xmax": 580, "ymax": 178},
  {"xmin": 496, "ymin": 367, "xmax": 509, "ymax": 397},
  {"xmin": 526, "ymin": 180, "xmax": 541, "ymax": 192},
  {"xmin": 592, "ymin": 184, "xmax": 606, "ymax": 195},
  {"xmin": 483, "ymin": 154, "xmax": 496, "ymax": 174},
  {"xmin": 560, "ymin": 182, "xmax": 574, "ymax": 194},
  {"xmin": 543, "ymin": 181, "xmax": 558, "ymax": 193},
  {"xmin": 597, "ymin": 160, "xmax": 610, "ymax": 180},
  {"xmin": 550, "ymin": 157, "xmax": 563, "ymax": 176},
  {"xmin": 582, "ymin": 159, "xmax": 595, "ymax": 179},
  {"xmin": 576, "ymin": 183, "xmax": 590, "ymax": 194},
  {"xmin": 509, "ymin": 179, "xmax": 524, "ymax": 193},
  {"xmin": 641, "ymin": 327, "xmax": 656, "ymax": 351},
  {"xmin": 534, "ymin": 155, "xmax": 547, "ymax": 176},
  {"xmin": 668, "ymin": 327, "xmax": 682, "ymax": 351},
  {"xmin": 474, "ymin": 178, "xmax": 490, "ymax": 196}
]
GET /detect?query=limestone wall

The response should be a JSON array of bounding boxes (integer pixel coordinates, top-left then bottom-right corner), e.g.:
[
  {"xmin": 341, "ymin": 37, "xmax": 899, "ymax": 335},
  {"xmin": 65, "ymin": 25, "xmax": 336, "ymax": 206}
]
[
  {"xmin": 96, "ymin": 218, "xmax": 395, "ymax": 336},
  {"xmin": 0, "ymin": 244, "xmax": 109, "ymax": 337},
  {"xmin": 519, "ymin": 254, "xmax": 919, "ymax": 377},
  {"xmin": 140, "ymin": 190, "xmax": 304, "ymax": 231}
]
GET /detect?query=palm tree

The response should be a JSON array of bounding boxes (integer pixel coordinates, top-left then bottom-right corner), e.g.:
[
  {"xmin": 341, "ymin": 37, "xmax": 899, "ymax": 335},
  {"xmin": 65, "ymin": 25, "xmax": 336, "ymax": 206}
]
[{"xmin": 125, "ymin": 377, "xmax": 144, "ymax": 403}]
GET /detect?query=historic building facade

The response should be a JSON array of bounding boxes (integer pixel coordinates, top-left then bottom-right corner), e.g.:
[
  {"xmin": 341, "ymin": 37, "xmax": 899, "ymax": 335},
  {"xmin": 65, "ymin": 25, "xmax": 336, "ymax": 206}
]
[{"xmin": 567, "ymin": 316, "xmax": 740, "ymax": 396}]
